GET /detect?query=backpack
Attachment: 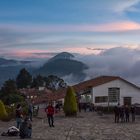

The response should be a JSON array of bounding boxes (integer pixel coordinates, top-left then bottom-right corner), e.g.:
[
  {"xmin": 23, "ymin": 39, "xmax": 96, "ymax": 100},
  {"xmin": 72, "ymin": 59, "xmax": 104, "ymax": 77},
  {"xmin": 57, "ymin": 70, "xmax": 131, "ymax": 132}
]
[
  {"xmin": 8, "ymin": 126, "xmax": 19, "ymax": 136},
  {"xmin": 1, "ymin": 126, "xmax": 19, "ymax": 137}
]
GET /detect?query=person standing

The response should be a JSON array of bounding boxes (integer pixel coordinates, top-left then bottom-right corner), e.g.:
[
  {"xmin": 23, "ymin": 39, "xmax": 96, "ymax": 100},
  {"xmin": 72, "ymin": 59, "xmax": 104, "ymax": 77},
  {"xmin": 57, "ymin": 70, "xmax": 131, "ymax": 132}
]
[
  {"xmin": 45, "ymin": 102, "xmax": 55, "ymax": 127},
  {"xmin": 20, "ymin": 117, "xmax": 32, "ymax": 139},
  {"xmin": 120, "ymin": 105, "xmax": 125, "ymax": 123},
  {"xmin": 28, "ymin": 103, "xmax": 33, "ymax": 121},
  {"xmin": 131, "ymin": 105, "xmax": 136, "ymax": 122},
  {"xmin": 125, "ymin": 105, "xmax": 130, "ymax": 122},
  {"xmin": 16, "ymin": 104, "xmax": 23, "ymax": 129},
  {"xmin": 114, "ymin": 105, "xmax": 120, "ymax": 123}
]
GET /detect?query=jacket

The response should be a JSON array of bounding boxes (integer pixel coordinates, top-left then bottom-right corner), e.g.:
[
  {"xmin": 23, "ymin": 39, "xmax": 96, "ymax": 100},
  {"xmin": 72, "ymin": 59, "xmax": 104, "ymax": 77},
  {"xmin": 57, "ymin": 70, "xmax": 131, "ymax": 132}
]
[{"xmin": 45, "ymin": 105, "xmax": 54, "ymax": 115}]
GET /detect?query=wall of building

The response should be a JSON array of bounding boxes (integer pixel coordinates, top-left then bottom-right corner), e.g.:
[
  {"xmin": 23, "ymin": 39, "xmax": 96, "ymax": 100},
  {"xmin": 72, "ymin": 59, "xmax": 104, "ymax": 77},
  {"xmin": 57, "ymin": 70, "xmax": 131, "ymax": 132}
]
[
  {"xmin": 34, "ymin": 103, "xmax": 47, "ymax": 109},
  {"xmin": 92, "ymin": 79, "xmax": 140, "ymax": 106}
]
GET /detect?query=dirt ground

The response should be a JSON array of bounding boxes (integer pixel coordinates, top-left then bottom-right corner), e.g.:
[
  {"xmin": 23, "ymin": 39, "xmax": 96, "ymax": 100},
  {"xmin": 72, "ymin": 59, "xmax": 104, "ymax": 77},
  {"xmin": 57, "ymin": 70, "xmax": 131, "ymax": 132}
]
[{"xmin": 0, "ymin": 110, "xmax": 140, "ymax": 140}]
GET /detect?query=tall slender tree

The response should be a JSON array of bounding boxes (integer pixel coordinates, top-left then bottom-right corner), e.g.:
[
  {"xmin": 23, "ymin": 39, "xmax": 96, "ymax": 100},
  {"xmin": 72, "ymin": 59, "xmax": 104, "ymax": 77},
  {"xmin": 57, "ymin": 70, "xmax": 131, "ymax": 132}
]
[{"xmin": 64, "ymin": 86, "xmax": 78, "ymax": 116}]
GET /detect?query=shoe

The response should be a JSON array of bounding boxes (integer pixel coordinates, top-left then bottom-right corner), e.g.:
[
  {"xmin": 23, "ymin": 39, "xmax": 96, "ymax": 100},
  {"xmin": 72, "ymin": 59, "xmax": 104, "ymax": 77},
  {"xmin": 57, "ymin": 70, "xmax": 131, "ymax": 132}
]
[{"xmin": 52, "ymin": 125, "xmax": 54, "ymax": 127}]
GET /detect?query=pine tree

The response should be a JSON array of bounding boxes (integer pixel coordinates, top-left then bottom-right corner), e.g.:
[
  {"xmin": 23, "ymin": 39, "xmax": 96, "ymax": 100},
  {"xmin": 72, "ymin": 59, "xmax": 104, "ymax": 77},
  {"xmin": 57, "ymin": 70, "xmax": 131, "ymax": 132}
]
[
  {"xmin": 64, "ymin": 86, "xmax": 78, "ymax": 116},
  {"xmin": 16, "ymin": 68, "xmax": 32, "ymax": 89}
]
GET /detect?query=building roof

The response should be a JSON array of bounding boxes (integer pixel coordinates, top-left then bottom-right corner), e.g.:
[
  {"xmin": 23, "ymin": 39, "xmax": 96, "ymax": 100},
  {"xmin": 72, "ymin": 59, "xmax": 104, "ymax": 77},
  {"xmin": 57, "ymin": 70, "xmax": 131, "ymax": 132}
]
[
  {"xmin": 73, "ymin": 76, "xmax": 140, "ymax": 93},
  {"xmin": 73, "ymin": 76, "xmax": 119, "ymax": 93},
  {"xmin": 32, "ymin": 89, "xmax": 66, "ymax": 105}
]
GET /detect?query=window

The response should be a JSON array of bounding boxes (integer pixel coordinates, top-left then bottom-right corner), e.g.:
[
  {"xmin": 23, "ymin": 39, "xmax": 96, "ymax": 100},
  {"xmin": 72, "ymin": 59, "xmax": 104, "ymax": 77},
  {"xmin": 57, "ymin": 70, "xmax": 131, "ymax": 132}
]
[
  {"xmin": 95, "ymin": 96, "xmax": 108, "ymax": 103},
  {"xmin": 80, "ymin": 94, "xmax": 92, "ymax": 103},
  {"xmin": 108, "ymin": 88, "xmax": 120, "ymax": 102}
]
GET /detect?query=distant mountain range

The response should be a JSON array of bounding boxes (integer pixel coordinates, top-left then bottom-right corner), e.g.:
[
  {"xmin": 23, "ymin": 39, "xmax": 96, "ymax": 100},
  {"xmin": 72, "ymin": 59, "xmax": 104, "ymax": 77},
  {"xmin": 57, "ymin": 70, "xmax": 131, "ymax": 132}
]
[
  {"xmin": 0, "ymin": 52, "xmax": 88, "ymax": 86},
  {"xmin": 0, "ymin": 58, "xmax": 33, "ymax": 86},
  {"xmin": 0, "ymin": 58, "xmax": 31, "ymax": 66}
]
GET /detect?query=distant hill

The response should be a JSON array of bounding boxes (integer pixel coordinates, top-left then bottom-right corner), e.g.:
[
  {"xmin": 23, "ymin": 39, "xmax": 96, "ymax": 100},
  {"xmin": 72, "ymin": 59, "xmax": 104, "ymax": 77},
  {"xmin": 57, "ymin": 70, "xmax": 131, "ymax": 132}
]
[
  {"xmin": 36, "ymin": 52, "xmax": 88, "ymax": 80},
  {"xmin": 0, "ymin": 58, "xmax": 31, "ymax": 66},
  {"xmin": 0, "ymin": 58, "xmax": 33, "ymax": 86},
  {"xmin": 49, "ymin": 52, "xmax": 74, "ymax": 62}
]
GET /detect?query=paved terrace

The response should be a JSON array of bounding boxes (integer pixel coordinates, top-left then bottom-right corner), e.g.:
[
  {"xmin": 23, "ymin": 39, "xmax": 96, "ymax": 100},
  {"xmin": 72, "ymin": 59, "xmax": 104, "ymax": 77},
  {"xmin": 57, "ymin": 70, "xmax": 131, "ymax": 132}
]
[{"xmin": 0, "ymin": 111, "xmax": 140, "ymax": 140}]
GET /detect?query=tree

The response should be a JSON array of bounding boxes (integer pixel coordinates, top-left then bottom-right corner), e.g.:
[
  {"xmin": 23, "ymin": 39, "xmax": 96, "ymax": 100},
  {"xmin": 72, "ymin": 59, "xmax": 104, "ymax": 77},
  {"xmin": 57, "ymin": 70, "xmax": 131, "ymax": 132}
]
[
  {"xmin": 31, "ymin": 75, "xmax": 45, "ymax": 88},
  {"xmin": 64, "ymin": 86, "xmax": 78, "ymax": 116},
  {"xmin": 1, "ymin": 79, "xmax": 17, "ymax": 94},
  {"xmin": 0, "ymin": 79, "xmax": 24, "ymax": 105},
  {"xmin": 45, "ymin": 75, "xmax": 67, "ymax": 90},
  {"xmin": 16, "ymin": 68, "xmax": 32, "ymax": 89}
]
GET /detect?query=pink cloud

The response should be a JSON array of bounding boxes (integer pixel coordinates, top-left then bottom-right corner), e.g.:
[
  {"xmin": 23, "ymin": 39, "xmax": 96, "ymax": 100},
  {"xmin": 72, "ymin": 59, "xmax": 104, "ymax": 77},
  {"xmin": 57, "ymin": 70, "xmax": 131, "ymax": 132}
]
[
  {"xmin": 0, "ymin": 49, "xmax": 53, "ymax": 59},
  {"xmin": 1, "ymin": 21, "xmax": 140, "ymax": 33},
  {"xmin": 1, "ymin": 44, "xmax": 139, "ymax": 60}
]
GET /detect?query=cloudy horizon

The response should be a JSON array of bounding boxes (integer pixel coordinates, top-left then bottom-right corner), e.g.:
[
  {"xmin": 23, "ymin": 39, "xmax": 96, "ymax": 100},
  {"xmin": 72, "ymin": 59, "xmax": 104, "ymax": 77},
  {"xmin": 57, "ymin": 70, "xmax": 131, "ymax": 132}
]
[
  {"xmin": 0, "ymin": 0, "xmax": 140, "ymax": 59},
  {"xmin": 0, "ymin": 0, "xmax": 140, "ymax": 85}
]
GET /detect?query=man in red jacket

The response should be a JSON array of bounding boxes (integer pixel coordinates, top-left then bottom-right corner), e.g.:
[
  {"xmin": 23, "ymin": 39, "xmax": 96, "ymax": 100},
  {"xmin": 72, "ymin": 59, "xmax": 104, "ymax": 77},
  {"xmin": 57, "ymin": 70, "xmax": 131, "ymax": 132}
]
[{"xmin": 45, "ymin": 102, "xmax": 55, "ymax": 127}]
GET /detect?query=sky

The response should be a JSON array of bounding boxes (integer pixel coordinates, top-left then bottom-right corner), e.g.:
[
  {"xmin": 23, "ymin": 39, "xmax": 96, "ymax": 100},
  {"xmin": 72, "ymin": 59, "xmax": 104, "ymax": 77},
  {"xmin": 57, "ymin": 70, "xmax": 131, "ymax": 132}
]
[{"xmin": 0, "ymin": 0, "xmax": 140, "ymax": 59}]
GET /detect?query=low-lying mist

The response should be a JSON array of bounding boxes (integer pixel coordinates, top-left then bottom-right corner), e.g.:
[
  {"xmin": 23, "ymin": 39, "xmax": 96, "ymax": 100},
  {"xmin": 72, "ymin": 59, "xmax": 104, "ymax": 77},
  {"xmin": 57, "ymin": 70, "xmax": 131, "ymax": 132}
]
[{"xmin": 64, "ymin": 47, "xmax": 140, "ymax": 86}]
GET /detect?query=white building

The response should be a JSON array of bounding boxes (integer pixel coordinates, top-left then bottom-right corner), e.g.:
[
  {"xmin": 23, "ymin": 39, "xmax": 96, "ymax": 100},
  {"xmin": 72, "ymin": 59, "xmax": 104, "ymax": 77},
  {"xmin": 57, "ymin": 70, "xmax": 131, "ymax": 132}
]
[{"xmin": 73, "ymin": 76, "xmax": 140, "ymax": 107}]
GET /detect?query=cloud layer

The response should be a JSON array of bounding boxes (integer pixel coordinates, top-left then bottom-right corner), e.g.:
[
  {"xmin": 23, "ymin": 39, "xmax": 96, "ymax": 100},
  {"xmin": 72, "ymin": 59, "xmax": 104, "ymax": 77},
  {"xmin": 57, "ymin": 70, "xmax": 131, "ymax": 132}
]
[{"xmin": 74, "ymin": 47, "xmax": 140, "ymax": 86}]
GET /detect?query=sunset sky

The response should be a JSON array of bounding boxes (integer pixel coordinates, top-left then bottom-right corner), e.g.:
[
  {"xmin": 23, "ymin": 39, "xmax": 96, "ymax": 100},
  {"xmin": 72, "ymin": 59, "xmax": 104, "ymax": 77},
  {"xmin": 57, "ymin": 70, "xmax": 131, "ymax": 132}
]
[{"xmin": 0, "ymin": 0, "xmax": 140, "ymax": 59}]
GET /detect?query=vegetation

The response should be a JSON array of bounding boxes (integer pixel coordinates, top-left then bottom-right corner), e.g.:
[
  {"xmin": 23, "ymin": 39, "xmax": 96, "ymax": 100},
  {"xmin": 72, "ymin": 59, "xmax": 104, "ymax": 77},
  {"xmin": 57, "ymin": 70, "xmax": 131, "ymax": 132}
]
[
  {"xmin": 0, "ymin": 100, "xmax": 8, "ymax": 121},
  {"xmin": 5, "ymin": 105, "xmax": 15, "ymax": 120},
  {"xmin": 32, "ymin": 75, "xmax": 45, "ymax": 88},
  {"xmin": 31, "ymin": 74, "xmax": 67, "ymax": 90},
  {"xmin": 45, "ymin": 75, "xmax": 67, "ymax": 90},
  {"xmin": 16, "ymin": 68, "xmax": 32, "ymax": 89},
  {"xmin": 64, "ymin": 86, "xmax": 78, "ymax": 117},
  {"xmin": 0, "ymin": 79, "xmax": 24, "ymax": 105}
]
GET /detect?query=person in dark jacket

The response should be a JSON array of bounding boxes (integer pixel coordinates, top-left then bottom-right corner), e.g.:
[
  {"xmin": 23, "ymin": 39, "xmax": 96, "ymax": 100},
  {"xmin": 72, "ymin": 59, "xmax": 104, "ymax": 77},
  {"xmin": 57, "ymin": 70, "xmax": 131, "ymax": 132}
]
[
  {"xmin": 120, "ymin": 105, "xmax": 125, "ymax": 123},
  {"xmin": 20, "ymin": 117, "xmax": 32, "ymax": 139},
  {"xmin": 114, "ymin": 105, "xmax": 120, "ymax": 123},
  {"xmin": 131, "ymin": 105, "xmax": 136, "ymax": 122},
  {"xmin": 125, "ymin": 105, "xmax": 130, "ymax": 122},
  {"xmin": 45, "ymin": 102, "xmax": 55, "ymax": 127}
]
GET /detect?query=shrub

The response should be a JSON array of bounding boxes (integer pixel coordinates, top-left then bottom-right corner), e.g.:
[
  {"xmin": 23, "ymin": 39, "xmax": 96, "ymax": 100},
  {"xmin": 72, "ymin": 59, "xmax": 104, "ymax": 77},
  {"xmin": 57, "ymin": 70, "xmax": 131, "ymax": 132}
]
[
  {"xmin": 5, "ymin": 105, "xmax": 15, "ymax": 119},
  {"xmin": 0, "ymin": 100, "xmax": 8, "ymax": 121},
  {"xmin": 64, "ymin": 86, "xmax": 78, "ymax": 116}
]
